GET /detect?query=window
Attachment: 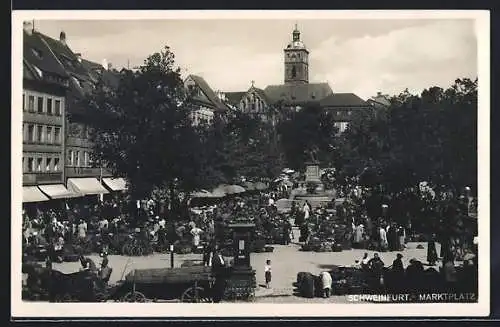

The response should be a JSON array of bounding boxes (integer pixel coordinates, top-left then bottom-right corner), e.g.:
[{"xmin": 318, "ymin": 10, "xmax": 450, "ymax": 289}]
[
  {"xmin": 54, "ymin": 127, "xmax": 61, "ymax": 143},
  {"xmin": 54, "ymin": 158, "xmax": 60, "ymax": 171},
  {"xmin": 36, "ymin": 158, "xmax": 43, "ymax": 172},
  {"xmin": 37, "ymin": 125, "xmax": 43, "ymax": 143},
  {"xmin": 22, "ymin": 157, "xmax": 25, "ymax": 172},
  {"xmin": 47, "ymin": 98, "xmax": 53, "ymax": 115},
  {"xmin": 28, "ymin": 96, "xmax": 35, "ymax": 112},
  {"xmin": 55, "ymin": 100, "xmax": 61, "ymax": 115},
  {"xmin": 23, "ymin": 94, "xmax": 25, "ymax": 111},
  {"xmin": 45, "ymin": 157, "xmax": 51, "ymax": 172},
  {"xmin": 67, "ymin": 150, "xmax": 74, "ymax": 166},
  {"xmin": 84, "ymin": 151, "xmax": 89, "ymax": 167},
  {"xmin": 347, "ymin": 110, "xmax": 352, "ymax": 116},
  {"xmin": 37, "ymin": 96, "xmax": 43, "ymax": 113},
  {"xmin": 27, "ymin": 124, "xmax": 34, "ymax": 142},
  {"xmin": 75, "ymin": 151, "xmax": 80, "ymax": 167},
  {"xmin": 27, "ymin": 158, "xmax": 34, "ymax": 172},
  {"xmin": 46, "ymin": 126, "xmax": 53, "ymax": 143},
  {"xmin": 31, "ymin": 48, "xmax": 43, "ymax": 59}
]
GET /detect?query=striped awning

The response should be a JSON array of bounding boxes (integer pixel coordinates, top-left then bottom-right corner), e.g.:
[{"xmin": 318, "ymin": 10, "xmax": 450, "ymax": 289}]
[
  {"xmin": 102, "ymin": 177, "xmax": 128, "ymax": 191},
  {"xmin": 23, "ymin": 186, "xmax": 50, "ymax": 203},
  {"xmin": 67, "ymin": 178, "xmax": 109, "ymax": 195},
  {"xmin": 38, "ymin": 184, "xmax": 80, "ymax": 199}
]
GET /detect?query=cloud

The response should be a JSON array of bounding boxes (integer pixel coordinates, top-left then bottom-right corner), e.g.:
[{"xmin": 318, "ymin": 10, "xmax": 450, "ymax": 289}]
[
  {"xmin": 51, "ymin": 19, "xmax": 477, "ymax": 98},
  {"xmin": 309, "ymin": 20, "xmax": 477, "ymax": 99}
]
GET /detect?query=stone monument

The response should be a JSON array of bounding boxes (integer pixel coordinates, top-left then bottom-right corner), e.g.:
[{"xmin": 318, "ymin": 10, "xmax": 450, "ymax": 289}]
[{"xmin": 292, "ymin": 147, "xmax": 332, "ymax": 209}]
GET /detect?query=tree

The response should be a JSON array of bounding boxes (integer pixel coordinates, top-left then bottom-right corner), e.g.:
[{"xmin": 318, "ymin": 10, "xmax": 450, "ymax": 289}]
[
  {"xmin": 199, "ymin": 110, "xmax": 283, "ymax": 183},
  {"xmin": 336, "ymin": 77, "xmax": 478, "ymax": 193},
  {"xmin": 79, "ymin": 46, "xmax": 206, "ymax": 205},
  {"xmin": 278, "ymin": 104, "xmax": 339, "ymax": 171}
]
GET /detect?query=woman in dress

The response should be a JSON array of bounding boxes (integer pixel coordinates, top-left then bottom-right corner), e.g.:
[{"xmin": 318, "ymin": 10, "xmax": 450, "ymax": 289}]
[{"xmin": 427, "ymin": 233, "xmax": 438, "ymax": 266}]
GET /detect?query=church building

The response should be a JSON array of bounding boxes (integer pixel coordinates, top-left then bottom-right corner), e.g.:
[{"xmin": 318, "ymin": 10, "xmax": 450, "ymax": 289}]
[{"xmin": 222, "ymin": 25, "xmax": 371, "ymax": 133}]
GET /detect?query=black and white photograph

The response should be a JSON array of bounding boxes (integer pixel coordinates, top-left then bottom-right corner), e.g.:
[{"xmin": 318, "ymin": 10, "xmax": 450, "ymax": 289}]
[{"xmin": 12, "ymin": 10, "xmax": 489, "ymax": 318}]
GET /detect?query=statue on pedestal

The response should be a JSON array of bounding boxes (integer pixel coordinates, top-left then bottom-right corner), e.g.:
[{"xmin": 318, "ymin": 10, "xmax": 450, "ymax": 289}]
[{"xmin": 306, "ymin": 145, "xmax": 319, "ymax": 164}]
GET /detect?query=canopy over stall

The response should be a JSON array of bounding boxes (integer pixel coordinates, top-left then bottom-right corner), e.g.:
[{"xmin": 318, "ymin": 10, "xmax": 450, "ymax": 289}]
[
  {"xmin": 38, "ymin": 184, "xmax": 80, "ymax": 199},
  {"xmin": 67, "ymin": 178, "xmax": 109, "ymax": 196},
  {"xmin": 23, "ymin": 186, "xmax": 50, "ymax": 203},
  {"xmin": 102, "ymin": 177, "xmax": 128, "ymax": 191}
]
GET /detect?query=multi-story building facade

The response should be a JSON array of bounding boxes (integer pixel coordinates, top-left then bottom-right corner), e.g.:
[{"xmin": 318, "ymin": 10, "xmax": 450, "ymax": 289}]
[
  {"xmin": 184, "ymin": 74, "xmax": 228, "ymax": 126},
  {"xmin": 22, "ymin": 22, "xmax": 73, "ymax": 203},
  {"xmin": 319, "ymin": 93, "xmax": 372, "ymax": 134},
  {"xmin": 36, "ymin": 30, "xmax": 120, "ymax": 196}
]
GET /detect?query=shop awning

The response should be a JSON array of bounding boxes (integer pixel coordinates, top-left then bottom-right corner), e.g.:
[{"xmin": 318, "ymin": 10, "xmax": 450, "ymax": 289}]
[
  {"xmin": 67, "ymin": 178, "xmax": 109, "ymax": 195},
  {"xmin": 23, "ymin": 186, "xmax": 50, "ymax": 203},
  {"xmin": 38, "ymin": 184, "xmax": 80, "ymax": 199},
  {"xmin": 102, "ymin": 177, "xmax": 128, "ymax": 191}
]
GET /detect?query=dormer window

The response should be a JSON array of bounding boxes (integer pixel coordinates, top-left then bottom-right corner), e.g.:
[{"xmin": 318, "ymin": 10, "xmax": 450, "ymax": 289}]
[
  {"xmin": 71, "ymin": 76, "xmax": 82, "ymax": 88},
  {"xmin": 31, "ymin": 48, "xmax": 43, "ymax": 59},
  {"xmin": 33, "ymin": 66, "xmax": 43, "ymax": 78}
]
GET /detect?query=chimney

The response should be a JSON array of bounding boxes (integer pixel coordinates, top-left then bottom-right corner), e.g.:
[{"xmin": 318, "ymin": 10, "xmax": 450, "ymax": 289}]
[
  {"xmin": 75, "ymin": 53, "xmax": 82, "ymax": 63},
  {"xmin": 23, "ymin": 21, "xmax": 34, "ymax": 35},
  {"xmin": 102, "ymin": 59, "xmax": 108, "ymax": 70},
  {"xmin": 377, "ymin": 91, "xmax": 382, "ymax": 96},
  {"xmin": 107, "ymin": 63, "xmax": 112, "ymax": 70},
  {"xmin": 59, "ymin": 31, "xmax": 66, "ymax": 45}
]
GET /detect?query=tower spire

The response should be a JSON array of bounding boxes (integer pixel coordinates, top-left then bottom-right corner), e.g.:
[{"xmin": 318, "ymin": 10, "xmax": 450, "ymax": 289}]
[{"xmin": 293, "ymin": 23, "xmax": 300, "ymax": 41}]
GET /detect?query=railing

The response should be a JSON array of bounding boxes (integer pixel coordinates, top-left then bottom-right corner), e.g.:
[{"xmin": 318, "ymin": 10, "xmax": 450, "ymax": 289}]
[
  {"xmin": 64, "ymin": 166, "xmax": 112, "ymax": 178},
  {"xmin": 23, "ymin": 172, "xmax": 63, "ymax": 185}
]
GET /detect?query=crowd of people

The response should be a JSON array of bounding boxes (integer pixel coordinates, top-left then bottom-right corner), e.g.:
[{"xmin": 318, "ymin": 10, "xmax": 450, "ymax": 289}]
[
  {"xmin": 290, "ymin": 173, "xmax": 477, "ymax": 265},
  {"xmin": 22, "ymin": 167, "xmax": 479, "ymax": 301}
]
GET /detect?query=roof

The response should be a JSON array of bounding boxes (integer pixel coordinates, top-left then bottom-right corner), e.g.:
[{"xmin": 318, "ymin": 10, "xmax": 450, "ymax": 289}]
[
  {"xmin": 100, "ymin": 70, "xmax": 120, "ymax": 89},
  {"xmin": 368, "ymin": 94, "xmax": 391, "ymax": 107},
  {"xmin": 224, "ymin": 92, "xmax": 246, "ymax": 106},
  {"xmin": 188, "ymin": 75, "xmax": 228, "ymax": 112},
  {"xmin": 36, "ymin": 32, "xmax": 90, "ymax": 81},
  {"xmin": 80, "ymin": 58, "xmax": 103, "ymax": 82},
  {"xmin": 23, "ymin": 30, "xmax": 68, "ymax": 79},
  {"xmin": 264, "ymin": 83, "xmax": 333, "ymax": 106},
  {"xmin": 319, "ymin": 93, "xmax": 368, "ymax": 107},
  {"xmin": 250, "ymin": 87, "xmax": 270, "ymax": 104},
  {"xmin": 23, "ymin": 60, "xmax": 38, "ymax": 81},
  {"xmin": 80, "ymin": 58, "xmax": 120, "ymax": 89}
]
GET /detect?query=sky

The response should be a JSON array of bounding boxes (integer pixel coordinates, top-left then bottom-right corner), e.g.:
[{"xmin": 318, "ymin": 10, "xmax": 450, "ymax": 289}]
[{"xmin": 32, "ymin": 18, "xmax": 478, "ymax": 100}]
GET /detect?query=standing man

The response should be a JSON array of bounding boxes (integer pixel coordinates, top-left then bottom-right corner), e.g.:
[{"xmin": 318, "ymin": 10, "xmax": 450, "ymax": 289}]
[{"xmin": 211, "ymin": 245, "xmax": 227, "ymax": 303}]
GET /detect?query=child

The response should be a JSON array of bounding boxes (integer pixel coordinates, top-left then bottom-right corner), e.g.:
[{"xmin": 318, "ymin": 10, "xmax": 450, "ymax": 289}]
[{"xmin": 264, "ymin": 259, "xmax": 272, "ymax": 289}]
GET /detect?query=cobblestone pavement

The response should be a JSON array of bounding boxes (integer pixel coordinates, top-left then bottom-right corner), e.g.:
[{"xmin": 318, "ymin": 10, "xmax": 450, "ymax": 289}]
[{"xmin": 45, "ymin": 230, "xmax": 440, "ymax": 302}]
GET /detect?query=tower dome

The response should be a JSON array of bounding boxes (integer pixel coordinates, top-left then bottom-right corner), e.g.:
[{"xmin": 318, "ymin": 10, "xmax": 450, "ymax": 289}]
[{"xmin": 287, "ymin": 24, "xmax": 306, "ymax": 49}]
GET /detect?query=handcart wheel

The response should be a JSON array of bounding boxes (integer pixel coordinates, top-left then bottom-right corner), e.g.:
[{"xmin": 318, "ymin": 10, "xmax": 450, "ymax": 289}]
[
  {"xmin": 181, "ymin": 286, "xmax": 211, "ymax": 303},
  {"xmin": 121, "ymin": 291, "xmax": 147, "ymax": 302},
  {"xmin": 135, "ymin": 245, "xmax": 144, "ymax": 256}
]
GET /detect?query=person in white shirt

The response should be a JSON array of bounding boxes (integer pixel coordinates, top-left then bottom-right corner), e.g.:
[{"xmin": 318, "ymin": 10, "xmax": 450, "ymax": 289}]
[
  {"xmin": 99, "ymin": 218, "xmax": 109, "ymax": 231},
  {"xmin": 303, "ymin": 202, "xmax": 310, "ymax": 220},
  {"xmin": 190, "ymin": 225, "xmax": 203, "ymax": 247},
  {"xmin": 264, "ymin": 259, "xmax": 272, "ymax": 289},
  {"xmin": 320, "ymin": 271, "xmax": 333, "ymax": 297},
  {"xmin": 379, "ymin": 226, "xmax": 388, "ymax": 250},
  {"xmin": 159, "ymin": 217, "xmax": 166, "ymax": 229}
]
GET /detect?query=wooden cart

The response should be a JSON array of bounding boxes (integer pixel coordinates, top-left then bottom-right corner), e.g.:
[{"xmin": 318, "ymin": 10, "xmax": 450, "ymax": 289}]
[{"xmin": 107, "ymin": 266, "xmax": 215, "ymax": 303}]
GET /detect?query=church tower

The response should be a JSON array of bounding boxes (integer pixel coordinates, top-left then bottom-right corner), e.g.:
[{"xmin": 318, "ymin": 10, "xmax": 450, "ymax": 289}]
[{"xmin": 284, "ymin": 24, "xmax": 309, "ymax": 85}]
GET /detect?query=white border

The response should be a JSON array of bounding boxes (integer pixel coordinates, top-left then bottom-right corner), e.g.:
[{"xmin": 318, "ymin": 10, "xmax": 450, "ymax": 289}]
[{"xmin": 11, "ymin": 10, "xmax": 490, "ymax": 318}]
